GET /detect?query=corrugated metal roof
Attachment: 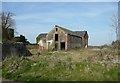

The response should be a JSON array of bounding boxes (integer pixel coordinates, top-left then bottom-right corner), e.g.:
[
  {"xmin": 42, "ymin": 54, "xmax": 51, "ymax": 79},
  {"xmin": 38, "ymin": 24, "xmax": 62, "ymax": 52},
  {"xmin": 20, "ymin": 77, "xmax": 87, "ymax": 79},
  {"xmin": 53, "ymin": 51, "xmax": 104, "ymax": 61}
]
[
  {"xmin": 37, "ymin": 25, "xmax": 88, "ymax": 38},
  {"xmin": 74, "ymin": 31, "xmax": 87, "ymax": 37},
  {"xmin": 37, "ymin": 33, "xmax": 47, "ymax": 38},
  {"xmin": 55, "ymin": 25, "xmax": 87, "ymax": 37}
]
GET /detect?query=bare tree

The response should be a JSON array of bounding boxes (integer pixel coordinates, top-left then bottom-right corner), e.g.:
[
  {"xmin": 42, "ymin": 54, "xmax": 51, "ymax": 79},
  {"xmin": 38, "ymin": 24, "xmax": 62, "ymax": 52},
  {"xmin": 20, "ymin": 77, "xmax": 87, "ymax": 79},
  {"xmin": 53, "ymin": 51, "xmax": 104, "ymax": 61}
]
[
  {"xmin": 1, "ymin": 12, "xmax": 16, "ymax": 41},
  {"xmin": 2, "ymin": 12, "xmax": 16, "ymax": 29},
  {"xmin": 111, "ymin": 13, "xmax": 119, "ymax": 40},
  {"xmin": 111, "ymin": 13, "xmax": 120, "ymax": 49}
]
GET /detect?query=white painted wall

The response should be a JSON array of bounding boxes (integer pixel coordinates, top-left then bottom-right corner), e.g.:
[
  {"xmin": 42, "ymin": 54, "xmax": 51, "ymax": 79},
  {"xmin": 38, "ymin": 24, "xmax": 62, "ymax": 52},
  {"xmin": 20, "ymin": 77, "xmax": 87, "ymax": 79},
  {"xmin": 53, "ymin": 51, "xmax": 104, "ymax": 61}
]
[
  {"xmin": 38, "ymin": 40, "xmax": 47, "ymax": 48},
  {"xmin": 46, "ymin": 40, "xmax": 53, "ymax": 49}
]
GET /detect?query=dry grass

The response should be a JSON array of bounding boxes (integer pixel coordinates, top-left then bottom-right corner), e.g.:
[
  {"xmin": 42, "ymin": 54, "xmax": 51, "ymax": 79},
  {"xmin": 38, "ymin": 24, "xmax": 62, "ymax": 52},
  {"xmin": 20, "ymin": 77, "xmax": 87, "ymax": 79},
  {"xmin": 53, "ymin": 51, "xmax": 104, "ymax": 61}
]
[{"xmin": 2, "ymin": 48, "xmax": 119, "ymax": 81}]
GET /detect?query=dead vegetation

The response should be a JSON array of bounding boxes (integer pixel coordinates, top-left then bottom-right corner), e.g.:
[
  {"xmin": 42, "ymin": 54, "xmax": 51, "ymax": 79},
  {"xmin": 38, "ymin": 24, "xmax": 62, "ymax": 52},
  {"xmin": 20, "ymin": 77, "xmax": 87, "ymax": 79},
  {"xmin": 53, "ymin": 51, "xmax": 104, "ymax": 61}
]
[{"xmin": 2, "ymin": 47, "xmax": 119, "ymax": 81}]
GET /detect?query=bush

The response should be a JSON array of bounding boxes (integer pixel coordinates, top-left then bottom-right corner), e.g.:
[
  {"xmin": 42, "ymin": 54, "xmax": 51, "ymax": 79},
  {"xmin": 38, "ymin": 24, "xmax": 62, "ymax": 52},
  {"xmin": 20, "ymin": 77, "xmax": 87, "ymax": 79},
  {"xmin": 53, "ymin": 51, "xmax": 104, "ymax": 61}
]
[
  {"xmin": 42, "ymin": 50, "xmax": 53, "ymax": 56},
  {"xmin": 112, "ymin": 40, "xmax": 120, "ymax": 49}
]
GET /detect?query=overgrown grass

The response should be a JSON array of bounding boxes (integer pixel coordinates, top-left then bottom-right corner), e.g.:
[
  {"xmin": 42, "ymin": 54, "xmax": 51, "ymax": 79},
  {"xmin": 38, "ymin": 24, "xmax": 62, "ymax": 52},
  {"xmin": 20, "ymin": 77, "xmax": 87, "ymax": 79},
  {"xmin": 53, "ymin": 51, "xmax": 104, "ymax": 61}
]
[{"xmin": 2, "ymin": 49, "xmax": 119, "ymax": 81}]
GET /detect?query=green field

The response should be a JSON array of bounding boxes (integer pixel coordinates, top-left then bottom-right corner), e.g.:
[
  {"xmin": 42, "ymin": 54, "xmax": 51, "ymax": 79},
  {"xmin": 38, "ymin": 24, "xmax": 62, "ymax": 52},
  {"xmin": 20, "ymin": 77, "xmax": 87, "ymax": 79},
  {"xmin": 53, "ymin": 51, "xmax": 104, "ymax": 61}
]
[{"xmin": 2, "ymin": 48, "xmax": 119, "ymax": 81}]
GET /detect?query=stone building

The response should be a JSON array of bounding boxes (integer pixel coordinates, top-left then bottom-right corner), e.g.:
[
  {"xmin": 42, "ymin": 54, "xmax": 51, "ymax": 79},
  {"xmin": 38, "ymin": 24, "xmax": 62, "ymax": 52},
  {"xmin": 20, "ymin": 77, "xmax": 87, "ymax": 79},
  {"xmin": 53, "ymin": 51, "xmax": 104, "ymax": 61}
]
[
  {"xmin": 36, "ymin": 33, "xmax": 47, "ymax": 51},
  {"xmin": 36, "ymin": 25, "xmax": 88, "ymax": 50}
]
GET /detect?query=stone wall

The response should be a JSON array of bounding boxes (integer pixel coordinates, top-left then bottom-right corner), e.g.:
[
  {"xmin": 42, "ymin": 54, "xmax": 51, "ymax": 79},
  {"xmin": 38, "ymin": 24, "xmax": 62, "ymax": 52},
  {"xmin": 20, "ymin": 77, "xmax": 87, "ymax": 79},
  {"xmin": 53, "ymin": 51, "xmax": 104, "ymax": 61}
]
[
  {"xmin": 46, "ymin": 27, "xmax": 67, "ymax": 50},
  {"xmin": 2, "ymin": 43, "xmax": 32, "ymax": 60},
  {"xmin": 46, "ymin": 26, "xmax": 85, "ymax": 50},
  {"xmin": 67, "ymin": 34, "xmax": 82, "ymax": 49}
]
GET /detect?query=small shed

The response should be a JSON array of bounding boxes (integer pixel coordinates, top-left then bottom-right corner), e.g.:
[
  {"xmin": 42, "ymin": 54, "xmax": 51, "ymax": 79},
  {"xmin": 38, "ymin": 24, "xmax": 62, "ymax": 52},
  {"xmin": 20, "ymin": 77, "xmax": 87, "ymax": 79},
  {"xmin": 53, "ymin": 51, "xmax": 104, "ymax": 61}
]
[{"xmin": 36, "ymin": 33, "xmax": 47, "ymax": 51}]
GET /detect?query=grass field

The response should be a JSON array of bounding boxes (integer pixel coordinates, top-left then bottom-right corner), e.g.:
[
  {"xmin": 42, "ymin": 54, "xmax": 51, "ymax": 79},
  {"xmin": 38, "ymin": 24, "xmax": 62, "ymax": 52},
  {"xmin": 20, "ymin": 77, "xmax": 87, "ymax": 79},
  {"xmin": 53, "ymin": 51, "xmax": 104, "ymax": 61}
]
[{"xmin": 2, "ymin": 48, "xmax": 119, "ymax": 81}]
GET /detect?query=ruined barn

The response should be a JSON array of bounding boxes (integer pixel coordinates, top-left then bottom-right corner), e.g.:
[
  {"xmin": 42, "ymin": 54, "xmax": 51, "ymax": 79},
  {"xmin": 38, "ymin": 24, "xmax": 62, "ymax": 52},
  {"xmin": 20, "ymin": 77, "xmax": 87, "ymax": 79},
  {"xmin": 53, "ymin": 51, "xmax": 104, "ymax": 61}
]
[{"xmin": 36, "ymin": 25, "xmax": 88, "ymax": 51}]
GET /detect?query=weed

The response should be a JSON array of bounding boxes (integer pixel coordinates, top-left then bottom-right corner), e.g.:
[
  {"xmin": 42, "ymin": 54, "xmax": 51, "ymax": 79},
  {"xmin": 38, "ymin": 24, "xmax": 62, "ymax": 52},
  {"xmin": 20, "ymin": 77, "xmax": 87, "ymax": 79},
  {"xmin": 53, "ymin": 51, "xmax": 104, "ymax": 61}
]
[{"xmin": 2, "ymin": 49, "xmax": 119, "ymax": 81}]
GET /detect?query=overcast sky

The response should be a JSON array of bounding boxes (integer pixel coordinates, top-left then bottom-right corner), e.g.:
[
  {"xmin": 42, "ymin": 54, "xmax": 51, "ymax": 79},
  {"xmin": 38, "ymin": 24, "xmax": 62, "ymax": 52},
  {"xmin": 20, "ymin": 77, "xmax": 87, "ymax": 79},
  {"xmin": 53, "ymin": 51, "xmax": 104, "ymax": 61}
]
[{"xmin": 2, "ymin": 2, "xmax": 118, "ymax": 46}]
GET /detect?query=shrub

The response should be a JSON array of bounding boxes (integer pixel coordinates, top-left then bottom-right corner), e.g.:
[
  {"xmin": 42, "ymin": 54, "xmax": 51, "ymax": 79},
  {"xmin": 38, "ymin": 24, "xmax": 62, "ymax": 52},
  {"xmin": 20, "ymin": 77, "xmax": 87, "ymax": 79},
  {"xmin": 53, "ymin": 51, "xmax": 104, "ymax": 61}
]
[{"xmin": 112, "ymin": 40, "xmax": 120, "ymax": 49}]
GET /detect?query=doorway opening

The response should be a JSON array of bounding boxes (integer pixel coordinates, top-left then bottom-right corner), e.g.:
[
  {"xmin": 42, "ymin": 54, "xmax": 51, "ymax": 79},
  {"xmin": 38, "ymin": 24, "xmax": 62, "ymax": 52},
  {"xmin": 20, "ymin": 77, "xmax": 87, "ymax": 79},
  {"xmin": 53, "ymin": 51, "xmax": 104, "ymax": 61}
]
[
  {"xmin": 55, "ymin": 34, "xmax": 58, "ymax": 41},
  {"xmin": 61, "ymin": 42, "xmax": 65, "ymax": 50}
]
